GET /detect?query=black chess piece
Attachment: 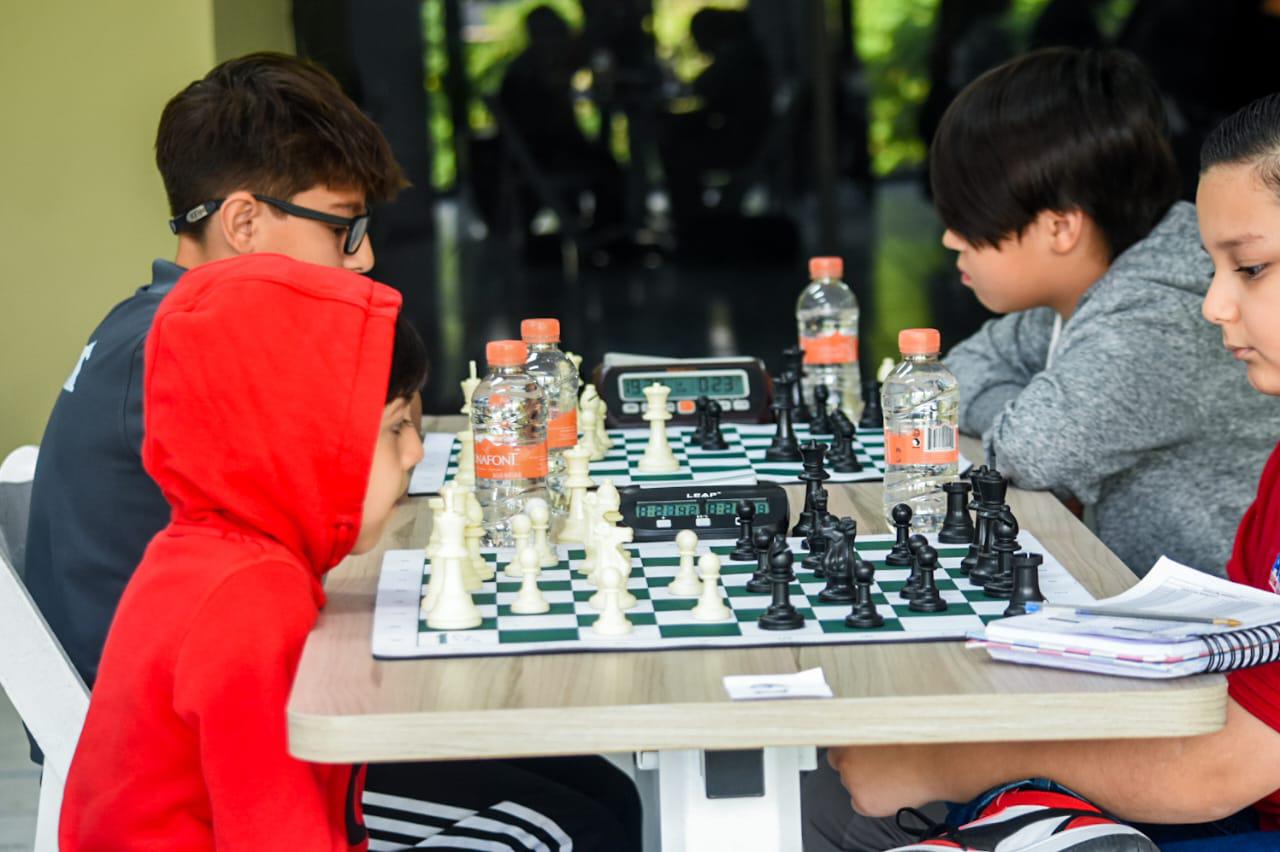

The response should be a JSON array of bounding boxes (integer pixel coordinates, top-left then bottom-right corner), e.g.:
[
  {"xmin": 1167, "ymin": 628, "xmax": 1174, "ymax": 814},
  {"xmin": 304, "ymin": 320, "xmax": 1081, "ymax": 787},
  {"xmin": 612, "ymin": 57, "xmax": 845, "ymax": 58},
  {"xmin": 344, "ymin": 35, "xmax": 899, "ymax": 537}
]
[
  {"xmin": 764, "ymin": 373, "xmax": 804, "ymax": 462},
  {"xmin": 884, "ymin": 503, "xmax": 914, "ymax": 566},
  {"xmin": 1004, "ymin": 552, "xmax": 1047, "ymax": 617},
  {"xmin": 959, "ymin": 467, "xmax": 988, "ymax": 575},
  {"xmin": 730, "ymin": 499, "xmax": 757, "ymax": 562},
  {"xmin": 810, "ymin": 383, "xmax": 834, "ymax": 435},
  {"xmin": 969, "ymin": 470, "xmax": 1008, "ymax": 584},
  {"xmin": 699, "ymin": 399, "xmax": 729, "ymax": 450},
  {"xmin": 782, "ymin": 345, "xmax": 811, "ymax": 423},
  {"xmin": 983, "ymin": 512, "xmax": 1019, "ymax": 599},
  {"xmin": 858, "ymin": 380, "xmax": 883, "ymax": 429},
  {"xmin": 794, "ymin": 441, "xmax": 831, "ymax": 540},
  {"xmin": 692, "ymin": 395, "xmax": 710, "ymax": 443},
  {"xmin": 759, "ymin": 544, "xmax": 806, "ymax": 630},
  {"xmin": 746, "ymin": 527, "xmax": 774, "ymax": 593},
  {"xmin": 801, "ymin": 492, "xmax": 834, "ymax": 573},
  {"xmin": 818, "ymin": 518, "xmax": 857, "ymax": 603},
  {"xmin": 899, "ymin": 533, "xmax": 929, "ymax": 601},
  {"xmin": 845, "ymin": 554, "xmax": 884, "ymax": 628},
  {"xmin": 908, "ymin": 545, "xmax": 948, "ymax": 612},
  {"xmin": 939, "ymin": 480, "xmax": 975, "ymax": 543},
  {"xmin": 830, "ymin": 411, "xmax": 864, "ymax": 473}
]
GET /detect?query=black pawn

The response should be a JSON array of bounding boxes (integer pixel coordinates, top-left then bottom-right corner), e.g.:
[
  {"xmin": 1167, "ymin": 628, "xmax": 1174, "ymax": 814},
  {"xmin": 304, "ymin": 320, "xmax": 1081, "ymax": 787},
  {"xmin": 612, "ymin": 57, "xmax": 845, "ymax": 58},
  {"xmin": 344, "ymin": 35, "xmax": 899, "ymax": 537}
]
[
  {"xmin": 692, "ymin": 395, "xmax": 710, "ymax": 443},
  {"xmin": 830, "ymin": 411, "xmax": 864, "ymax": 473},
  {"xmin": 1004, "ymin": 552, "xmax": 1047, "ymax": 617},
  {"xmin": 764, "ymin": 373, "xmax": 803, "ymax": 462},
  {"xmin": 858, "ymin": 380, "xmax": 883, "ymax": 430},
  {"xmin": 758, "ymin": 545, "xmax": 805, "ymax": 630},
  {"xmin": 845, "ymin": 555, "xmax": 884, "ymax": 628},
  {"xmin": 908, "ymin": 545, "xmax": 948, "ymax": 612},
  {"xmin": 699, "ymin": 399, "xmax": 728, "ymax": 450},
  {"xmin": 782, "ymin": 345, "xmax": 811, "ymax": 422},
  {"xmin": 884, "ymin": 503, "xmax": 914, "ymax": 566},
  {"xmin": 939, "ymin": 481, "xmax": 975, "ymax": 543},
  {"xmin": 818, "ymin": 518, "xmax": 857, "ymax": 603},
  {"xmin": 983, "ymin": 513, "xmax": 1019, "ymax": 600},
  {"xmin": 810, "ymin": 383, "xmax": 834, "ymax": 435},
  {"xmin": 899, "ymin": 533, "xmax": 928, "ymax": 600},
  {"xmin": 746, "ymin": 528, "xmax": 774, "ymax": 593},
  {"xmin": 801, "ymin": 491, "xmax": 834, "ymax": 574},
  {"xmin": 729, "ymin": 499, "xmax": 757, "ymax": 562}
]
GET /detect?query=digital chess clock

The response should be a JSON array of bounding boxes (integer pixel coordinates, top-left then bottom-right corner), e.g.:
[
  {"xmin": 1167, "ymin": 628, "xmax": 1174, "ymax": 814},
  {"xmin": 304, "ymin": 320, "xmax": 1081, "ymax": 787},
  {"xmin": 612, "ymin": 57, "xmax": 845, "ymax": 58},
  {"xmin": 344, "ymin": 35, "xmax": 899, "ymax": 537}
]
[
  {"xmin": 617, "ymin": 483, "xmax": 790, "ymax": 542},
  {"xmin": 594, "ymin": 355, "xmax": 772, "ymax": 427}
]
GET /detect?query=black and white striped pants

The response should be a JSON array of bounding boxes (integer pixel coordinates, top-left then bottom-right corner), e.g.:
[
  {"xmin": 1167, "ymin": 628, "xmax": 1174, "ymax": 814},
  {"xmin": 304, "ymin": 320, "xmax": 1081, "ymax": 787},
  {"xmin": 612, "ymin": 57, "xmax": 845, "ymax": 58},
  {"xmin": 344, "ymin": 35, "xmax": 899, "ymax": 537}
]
[{"xmin": 361, "ymin": 756, "xmax": 642, "ymax": 852}]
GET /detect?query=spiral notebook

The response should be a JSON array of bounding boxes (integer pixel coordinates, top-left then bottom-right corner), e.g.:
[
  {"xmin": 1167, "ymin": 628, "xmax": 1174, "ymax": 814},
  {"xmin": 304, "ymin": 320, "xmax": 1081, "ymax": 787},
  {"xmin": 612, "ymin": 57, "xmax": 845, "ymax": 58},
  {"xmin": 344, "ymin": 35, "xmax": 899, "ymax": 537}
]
[{"xmin": 969, "ymin": 557, "xmax": 1280, "ymax": 679}]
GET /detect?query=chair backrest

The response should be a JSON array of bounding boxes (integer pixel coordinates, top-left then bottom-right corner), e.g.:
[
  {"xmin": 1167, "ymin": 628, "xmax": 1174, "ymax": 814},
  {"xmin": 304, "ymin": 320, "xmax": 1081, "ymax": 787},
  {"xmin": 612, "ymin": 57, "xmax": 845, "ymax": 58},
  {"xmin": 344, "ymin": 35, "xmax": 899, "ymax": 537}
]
[
  {"xmin": 0, "ymin": 546, "xmax": 89, "ymax": 780},
  {"xmin": 0, "ymin": 444, "xmax": 38, "ymax": 577}
]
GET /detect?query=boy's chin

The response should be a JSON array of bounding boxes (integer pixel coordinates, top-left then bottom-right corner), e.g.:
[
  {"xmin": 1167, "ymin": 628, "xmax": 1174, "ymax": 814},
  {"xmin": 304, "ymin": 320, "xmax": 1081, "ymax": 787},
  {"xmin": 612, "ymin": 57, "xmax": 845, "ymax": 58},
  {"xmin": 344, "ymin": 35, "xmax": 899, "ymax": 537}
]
[{"xmin": 1245, "ymin": 363, "xmax": 1280, "ymax": 397}]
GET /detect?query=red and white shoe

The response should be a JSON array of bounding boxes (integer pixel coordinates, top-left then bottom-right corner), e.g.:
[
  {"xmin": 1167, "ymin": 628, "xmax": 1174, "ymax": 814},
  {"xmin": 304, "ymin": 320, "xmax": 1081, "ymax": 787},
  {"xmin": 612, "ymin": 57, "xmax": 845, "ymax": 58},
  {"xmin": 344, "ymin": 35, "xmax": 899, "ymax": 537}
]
[{"xmin": 885, "ymin": 788, "xmax": 1158, "ymax": 851}]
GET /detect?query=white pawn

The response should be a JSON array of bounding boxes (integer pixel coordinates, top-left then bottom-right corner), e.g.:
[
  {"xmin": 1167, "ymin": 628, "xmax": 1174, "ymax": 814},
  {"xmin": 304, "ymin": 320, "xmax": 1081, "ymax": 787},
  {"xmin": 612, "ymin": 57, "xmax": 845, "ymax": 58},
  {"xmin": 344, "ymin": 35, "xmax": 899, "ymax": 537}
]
[
  {"xmin": 503, "ymin": 514, "xmax": 532, "ymax": 579},
  {"xmin": 578, "ymin": 395, "xmax": 603, "ymax": 462},
  {"xmin": 510, "ymin": 548, "xmax": 550, "ymax": 615},
  {"xmin": 591, "ymin": 562, "xmax": 633, "ymax": 636},
  {"xmin": 691, "ymin": 553, "xmax": 732, "ymax": 621},
  {"xmin": 637, "ymin": 383, "xmax": 679, "ymax": 473},
  {"xmin": 557, "ymin": 445, "xmax": 594, "ymax": 544},
  {"xmin": 526, "ymin": 498, "xmax": 558, "ymax": 568},
  {"xmin": 464, "ymin": 494, "xmax": 490, "ymax": 585},
  {"xmin": 667, "ymin": 529, "xmax": 703, "ymax": 597}
]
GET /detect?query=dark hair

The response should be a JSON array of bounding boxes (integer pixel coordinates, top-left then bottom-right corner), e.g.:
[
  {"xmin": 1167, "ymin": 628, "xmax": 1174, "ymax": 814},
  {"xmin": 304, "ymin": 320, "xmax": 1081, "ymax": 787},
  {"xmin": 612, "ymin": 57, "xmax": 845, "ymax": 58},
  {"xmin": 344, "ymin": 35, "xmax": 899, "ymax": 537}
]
[
  {"xmin": 155, "ymin": 53, "xmax": 406, "ymax": 230},
  {"xmin": 930, "ymin": 47, "xmax": 1180, "ymax": 259},
  {"xmin": 387, "ymin": 314, "xmax": 429, "ymax": 404},
  {"xmin": 1200, "ymin": 93, "xmax": 1280, "ymax": 195}
]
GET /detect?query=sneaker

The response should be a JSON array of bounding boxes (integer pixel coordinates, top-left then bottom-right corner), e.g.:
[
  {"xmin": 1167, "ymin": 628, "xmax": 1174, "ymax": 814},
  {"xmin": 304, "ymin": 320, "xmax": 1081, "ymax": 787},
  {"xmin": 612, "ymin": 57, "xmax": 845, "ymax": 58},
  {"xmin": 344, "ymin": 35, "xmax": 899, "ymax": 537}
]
[{"xmin": 885, "ymin": 788, "xmax": 1159, "ymax": 851}]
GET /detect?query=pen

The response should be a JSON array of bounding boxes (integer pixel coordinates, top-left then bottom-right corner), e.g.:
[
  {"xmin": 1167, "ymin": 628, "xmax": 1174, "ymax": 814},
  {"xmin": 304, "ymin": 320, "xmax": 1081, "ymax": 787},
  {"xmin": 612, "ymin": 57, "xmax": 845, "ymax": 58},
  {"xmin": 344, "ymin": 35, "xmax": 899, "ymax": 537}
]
[{"xmin": 1024, "ymin": 602, "xmax": 1242, "ymax": 627}]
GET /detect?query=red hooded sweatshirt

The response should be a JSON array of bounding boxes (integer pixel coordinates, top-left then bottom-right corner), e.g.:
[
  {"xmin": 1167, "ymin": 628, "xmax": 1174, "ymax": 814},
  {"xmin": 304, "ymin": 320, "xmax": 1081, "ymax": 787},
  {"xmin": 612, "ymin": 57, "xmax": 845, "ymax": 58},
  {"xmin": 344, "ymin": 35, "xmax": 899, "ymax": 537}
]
[{"xmin": 60, "ymin": 253, "xmax": 400, "ymax": 850}]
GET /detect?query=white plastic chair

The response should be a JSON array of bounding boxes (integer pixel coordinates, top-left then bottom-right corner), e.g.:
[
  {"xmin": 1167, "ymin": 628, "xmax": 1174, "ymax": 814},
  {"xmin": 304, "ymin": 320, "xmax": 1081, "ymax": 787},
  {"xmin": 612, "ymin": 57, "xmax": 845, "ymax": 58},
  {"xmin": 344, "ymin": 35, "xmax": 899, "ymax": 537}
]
[{"xmin": 0, "ymin": 445, "xmax": 89, "ymax": 851}]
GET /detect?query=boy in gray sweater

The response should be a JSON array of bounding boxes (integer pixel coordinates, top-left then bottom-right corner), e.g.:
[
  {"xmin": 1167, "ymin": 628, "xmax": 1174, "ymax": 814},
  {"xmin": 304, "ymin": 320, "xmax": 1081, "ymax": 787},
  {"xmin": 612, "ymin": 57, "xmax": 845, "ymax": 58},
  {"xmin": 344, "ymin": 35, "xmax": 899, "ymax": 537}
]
[{"xmin": 933, "ymin": 50, "xmax": 1280, "ymax": 578}]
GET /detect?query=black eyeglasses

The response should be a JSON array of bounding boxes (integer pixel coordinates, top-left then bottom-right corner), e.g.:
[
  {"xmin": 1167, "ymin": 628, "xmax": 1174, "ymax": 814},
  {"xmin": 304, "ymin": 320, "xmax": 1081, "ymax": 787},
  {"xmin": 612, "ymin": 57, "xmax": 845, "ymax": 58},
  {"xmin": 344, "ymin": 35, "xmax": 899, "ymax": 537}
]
[{"xmin": 168, "ymin": 194, "xmax": 371, "ymax": 255}]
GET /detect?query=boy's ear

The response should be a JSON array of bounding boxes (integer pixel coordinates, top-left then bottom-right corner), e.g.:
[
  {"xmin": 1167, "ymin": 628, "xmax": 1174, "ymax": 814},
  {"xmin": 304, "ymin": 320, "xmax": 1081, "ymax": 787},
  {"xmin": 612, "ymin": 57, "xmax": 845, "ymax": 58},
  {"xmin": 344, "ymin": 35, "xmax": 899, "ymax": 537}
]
[
  {"xmin": 1041, "ymin": 208, "xmax": 1088, "ymax": 256},
  {"xmin": 217, "ymin": 190, "xmax": 261, "ymax": 255}
]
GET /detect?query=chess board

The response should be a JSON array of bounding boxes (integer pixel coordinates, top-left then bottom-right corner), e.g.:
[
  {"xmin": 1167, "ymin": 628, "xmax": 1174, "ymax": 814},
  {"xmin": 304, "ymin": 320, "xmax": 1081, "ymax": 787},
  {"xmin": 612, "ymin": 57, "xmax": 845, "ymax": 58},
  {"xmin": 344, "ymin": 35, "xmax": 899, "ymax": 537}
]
[
  {"xmin": 734, "ymin": 423, "xmax": 890, "ymax": 483},
  {"xmin": 372, "ymin": 533, "xmax": 1094, "ymax": 659}
]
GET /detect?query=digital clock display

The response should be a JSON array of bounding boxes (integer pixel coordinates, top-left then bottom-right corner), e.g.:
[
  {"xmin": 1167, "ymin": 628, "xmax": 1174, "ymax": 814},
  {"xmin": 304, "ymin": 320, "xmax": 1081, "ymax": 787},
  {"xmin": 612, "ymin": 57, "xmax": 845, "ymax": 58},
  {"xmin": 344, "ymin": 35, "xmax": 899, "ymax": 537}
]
[
  {"xmin": 634, "ymin": 498, "xmax": 771, "ymax": 520},
  {"xmin": 618, "ymin": 370, "xmax": 748, "ymax": 402}
]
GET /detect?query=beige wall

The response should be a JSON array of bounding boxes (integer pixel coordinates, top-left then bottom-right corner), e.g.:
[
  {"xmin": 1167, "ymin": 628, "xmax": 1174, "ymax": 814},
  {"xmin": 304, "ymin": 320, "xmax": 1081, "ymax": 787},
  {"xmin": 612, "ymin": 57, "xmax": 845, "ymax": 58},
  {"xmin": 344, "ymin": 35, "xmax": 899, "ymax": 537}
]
[{"xmin": 0, "ymin": 0, "xmax": 294, "ymax": 454}]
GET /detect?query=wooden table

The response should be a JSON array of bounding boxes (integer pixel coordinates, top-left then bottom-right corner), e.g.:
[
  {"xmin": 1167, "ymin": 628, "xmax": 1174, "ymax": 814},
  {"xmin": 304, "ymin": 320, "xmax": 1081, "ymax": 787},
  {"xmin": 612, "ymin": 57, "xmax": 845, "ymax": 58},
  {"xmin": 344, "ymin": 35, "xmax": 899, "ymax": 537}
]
[{"xmin": 288, "ymin": 419, "xmax": 1226, "ymax": 850}]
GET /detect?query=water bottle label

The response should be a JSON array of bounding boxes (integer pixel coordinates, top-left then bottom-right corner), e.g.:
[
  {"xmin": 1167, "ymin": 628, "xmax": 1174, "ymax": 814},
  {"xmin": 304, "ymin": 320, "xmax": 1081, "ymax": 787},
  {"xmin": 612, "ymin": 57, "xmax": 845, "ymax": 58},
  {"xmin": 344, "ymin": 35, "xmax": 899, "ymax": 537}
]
[
  {"xmin": 800, "ymin": 333, "xmax": 858, "ymax": 365},
  {"xmin": 548, "ymin": 409, "xmax": 578, "ymax": 449},
  {"xmin": 474, "ymin": 439, "xmax": 549, "ymax": 479},
  {"xmin": 885, "ymin": 425, "xmax": 959, "ymax": 465}
]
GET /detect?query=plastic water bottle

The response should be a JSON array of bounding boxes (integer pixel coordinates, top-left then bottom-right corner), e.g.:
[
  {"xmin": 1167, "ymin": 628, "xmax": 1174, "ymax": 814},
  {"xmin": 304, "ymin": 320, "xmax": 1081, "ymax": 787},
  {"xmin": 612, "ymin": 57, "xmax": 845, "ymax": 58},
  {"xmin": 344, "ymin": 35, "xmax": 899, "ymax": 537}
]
[
  {"xmin": 882, "ymin": 328, "xmax": 960, "ymax": 533},
  {"xmin": 522, "ymin": 318, "xmax": 579, "ymax": 515},
  {"xmin": 796, "ymin": 256, "xmax": 862, "ymax": 419},
  {"xmin": 472, "ymin": 340, "xmax": 548, "ymax": 545}
]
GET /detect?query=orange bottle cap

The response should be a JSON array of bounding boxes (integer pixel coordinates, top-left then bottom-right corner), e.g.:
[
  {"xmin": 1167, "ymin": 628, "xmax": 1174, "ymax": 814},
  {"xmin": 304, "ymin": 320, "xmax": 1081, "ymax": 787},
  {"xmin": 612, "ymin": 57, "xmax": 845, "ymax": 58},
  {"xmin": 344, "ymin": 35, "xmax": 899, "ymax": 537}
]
[
  {"xmin": 899, "ymin": 328, "xmax": 941, "ymax": 355},
  {"xmin": 520, "ymin": 318, "xmax": 561, "ymax": 343},
  {"xmin": 809, "ymin": 256, "xmax": 844, "ymax": 279},
  {"xmin": 486, "ymin": 339, "xmax": 528, "ymax": 366}
]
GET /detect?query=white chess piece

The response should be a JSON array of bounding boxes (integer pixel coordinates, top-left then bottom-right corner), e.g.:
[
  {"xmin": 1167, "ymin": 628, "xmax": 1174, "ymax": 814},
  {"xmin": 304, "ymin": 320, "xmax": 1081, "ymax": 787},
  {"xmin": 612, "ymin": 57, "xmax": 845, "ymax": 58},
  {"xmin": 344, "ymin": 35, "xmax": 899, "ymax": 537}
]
[
  {"xmin": 454, "ymin": 428, "xmax": 476, "ymax": 490},
  {"xmin": 578, "ymin": 395, "xmax": 603, "ymax": 462},
  {"xmin": 589, "ymin": 522, "xmax": 636, "ymax": 609},
  {"xmin": 557, "ymin": 446, "xmax": 594, "ymax": 543},
  {"xmin": 577, "ymin": 491, "xmax": 600, "ymax": 575},
  {"xmin": 591, "ymin": 562, "xmax": 633, "ymax": 636},
  {"xmin": 503, "ymin": 514, "xmax": 532, "ymax": 578},
  {"xmin": 526, "ymin": 498, "xmax": 559, "ymax": 568},
  {"xmin": 460, "ymin": 360, "xmax": 480, "ymax": 415},
  {"xmin": 425, "ymin": 507, "xmax": 482, "ymax": 630},
  {"xmin": 510, "ymin": 547, "xmax": 550, "ymax": 614},
  {"xmin": 667, "ymin": 529, "xmax": 703, "ymax": 597},
  {"xmin": 464, "ymin": 494, "xmax": 490, "ymax": 586},
  {"xmin": 425, "ymin": 496, "xmax": 445, "ymax": 561},
  {"xmin": 595, "ymin": 397, "xmax": 613, "ymax": 450},
  {"xmin": 691, "ymin": 553, "xmax": 732, "ymax": 621},
  {"xmin": 583, "ymin": 483, "xmax": 621, "ymax": 580},
  {"xmin": 636, "ymin": 383, "xmax": 679, "ymax": 473}
]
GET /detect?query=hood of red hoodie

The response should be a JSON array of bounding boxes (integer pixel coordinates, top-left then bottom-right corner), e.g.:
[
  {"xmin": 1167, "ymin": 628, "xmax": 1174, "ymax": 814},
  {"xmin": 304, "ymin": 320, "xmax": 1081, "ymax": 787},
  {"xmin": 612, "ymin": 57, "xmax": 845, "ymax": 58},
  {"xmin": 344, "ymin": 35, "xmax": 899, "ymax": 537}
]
[{"xmin": 142, "ymin": 253, "xmax": 402, "ymax": 575}]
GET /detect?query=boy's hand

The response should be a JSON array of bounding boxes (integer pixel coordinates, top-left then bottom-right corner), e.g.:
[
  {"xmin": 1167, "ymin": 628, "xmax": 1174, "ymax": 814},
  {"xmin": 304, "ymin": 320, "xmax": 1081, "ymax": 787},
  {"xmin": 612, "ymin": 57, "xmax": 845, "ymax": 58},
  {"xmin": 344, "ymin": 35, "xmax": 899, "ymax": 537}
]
[{"xmin": 826, "ymin": 744, "xmax": 946, "ymax": 818}]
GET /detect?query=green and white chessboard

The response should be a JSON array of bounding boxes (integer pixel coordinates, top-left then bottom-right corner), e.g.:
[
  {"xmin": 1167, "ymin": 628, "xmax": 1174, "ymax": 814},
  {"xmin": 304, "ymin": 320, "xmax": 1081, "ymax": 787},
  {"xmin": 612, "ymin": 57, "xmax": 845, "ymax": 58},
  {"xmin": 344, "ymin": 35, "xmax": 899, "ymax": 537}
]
[
  {"xmin": 371, "ymin": 532, "xmax": 1093, "ymax": 659},
  {"xmin": 734, "ymin": 422, "xmax": 891, "ymax": 483}
]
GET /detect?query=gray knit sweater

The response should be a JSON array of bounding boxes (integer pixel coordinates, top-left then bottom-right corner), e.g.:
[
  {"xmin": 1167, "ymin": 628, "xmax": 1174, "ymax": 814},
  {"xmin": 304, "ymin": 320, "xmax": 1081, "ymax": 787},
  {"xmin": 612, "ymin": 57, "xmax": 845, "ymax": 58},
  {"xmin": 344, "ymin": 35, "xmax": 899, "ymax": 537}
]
[{"xmin": 944, "ymin": 202, "xmax": 1280, "ymax": 577}]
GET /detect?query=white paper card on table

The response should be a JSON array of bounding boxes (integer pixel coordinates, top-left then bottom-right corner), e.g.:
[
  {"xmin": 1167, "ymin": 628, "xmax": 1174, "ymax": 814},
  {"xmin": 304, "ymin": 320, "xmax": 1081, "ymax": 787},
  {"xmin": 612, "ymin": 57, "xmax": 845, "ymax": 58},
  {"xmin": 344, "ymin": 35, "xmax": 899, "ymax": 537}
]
[
  {"xmin": 723, "ymin": 667, "xmax": 834, "ymax": 701},
  {"xmin": 408, "ymin": 432, "xmax": 458, "ymax": 495}
]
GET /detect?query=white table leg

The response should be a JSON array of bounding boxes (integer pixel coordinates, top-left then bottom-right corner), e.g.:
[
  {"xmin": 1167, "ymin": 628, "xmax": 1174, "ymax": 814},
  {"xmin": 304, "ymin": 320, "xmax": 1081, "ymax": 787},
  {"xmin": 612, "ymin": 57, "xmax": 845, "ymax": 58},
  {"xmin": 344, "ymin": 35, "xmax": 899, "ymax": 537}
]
[{"xmin": 637, "ymin": 747, "xmax": 816, "ymax": 852}]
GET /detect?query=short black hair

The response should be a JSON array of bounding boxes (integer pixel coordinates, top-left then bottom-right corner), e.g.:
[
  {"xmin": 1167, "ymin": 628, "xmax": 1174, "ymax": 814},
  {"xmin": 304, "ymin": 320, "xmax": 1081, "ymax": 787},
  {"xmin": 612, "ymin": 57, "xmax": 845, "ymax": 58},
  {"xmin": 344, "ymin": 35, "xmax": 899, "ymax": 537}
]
[
  {"xmin": 1200, "ymin": 93, "xmax": 1280, "ymax": 196},
  {"xmin": 387, "ymin": 314, "xmax": 428, "ymax": 404},
  {"xmin": 156, "ymin": 53, "xmax": 407, "ymax": 232},
  {"xmin": 930, "ymin": 47, "xmax": 1180, "ymax": 259}
]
